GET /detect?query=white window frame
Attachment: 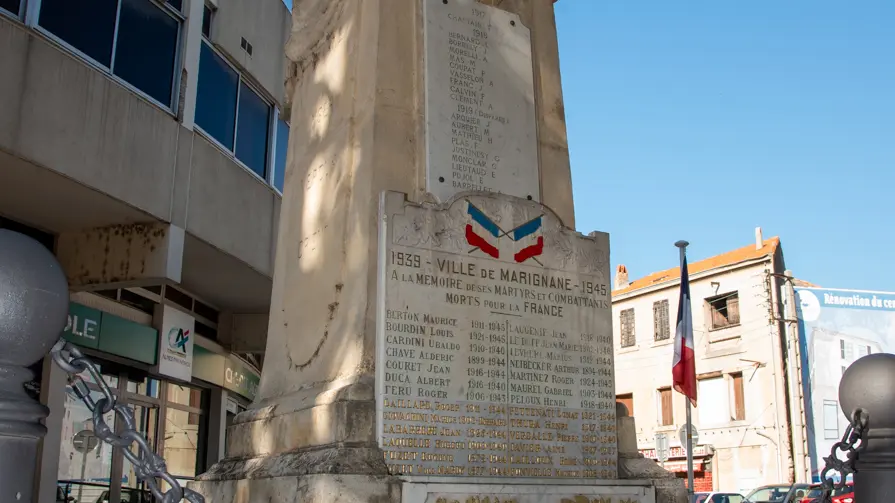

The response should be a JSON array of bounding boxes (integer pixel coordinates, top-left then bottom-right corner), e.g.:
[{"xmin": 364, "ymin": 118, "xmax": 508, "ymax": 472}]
[
  {"xmin": 194, "ymin": 38, "xmax": 281, "ymax": 188},
  {"xmin": 25, "ymin": 0, "xmax": 185, "ymax": 116},
  {"xmin": 823, "ymin": 400, "xmax": 840, "ymax": 440},
  {"xmin": 269, "ymin": 112, "xmax": 291, "ymax": 196}
]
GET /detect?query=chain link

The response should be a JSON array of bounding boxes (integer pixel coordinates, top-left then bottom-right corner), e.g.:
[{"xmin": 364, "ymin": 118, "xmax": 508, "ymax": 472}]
[
  {"xmin": 816, "ymin": 408, "xmax": 867, "ymax": 503},
  {"xmin": 51, "ymin": 338, "xmax": 205, "ymax": 503}
]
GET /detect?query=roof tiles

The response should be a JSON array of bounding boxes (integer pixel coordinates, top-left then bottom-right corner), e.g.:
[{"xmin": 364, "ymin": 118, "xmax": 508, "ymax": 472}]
[{"xmin": 612, "ymin": 237, "xmax": 780, "ymax": 297}]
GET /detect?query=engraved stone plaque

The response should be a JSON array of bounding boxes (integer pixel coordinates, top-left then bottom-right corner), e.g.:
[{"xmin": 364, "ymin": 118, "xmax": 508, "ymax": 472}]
[
  {"xmin": 423, "ymin": 0, "xmax": 540, "ymax": 202},
  {"xmin": 402, "ymin": 481, "xmax": 655, "ymax": 503},
  {"xmin": 377, "ymin": 191, "xmax": 616, "ymax": 481}
]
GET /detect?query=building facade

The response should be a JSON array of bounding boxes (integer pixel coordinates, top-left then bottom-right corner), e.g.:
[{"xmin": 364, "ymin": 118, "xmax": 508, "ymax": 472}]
[
  {"xmin": 794, "ymin": 287, "xmax": 895, "ymax": 482},
  {"xmin": 612, "ymin": 229, "xmax": 807, "ymax": 493},
  {"xmin": 0, "ymin": 0, "xmax": 290, "ymax": 501}
]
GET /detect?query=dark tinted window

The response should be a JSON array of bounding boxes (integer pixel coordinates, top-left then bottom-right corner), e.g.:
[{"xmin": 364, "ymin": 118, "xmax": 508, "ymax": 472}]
[
  {"xmin": 39, "ymin": 0, "xmax": 118, "ymax": 66},
  {"xmin": 166, "ymin": 0, "xmax": 182, "ymax": 11},
  {"xmin": 202, "ymin": 4, "xmax": 212, "ymax": 38},
  {"xmin": 235, "ymin": 82, "xmax": 271, "ymax": 177},
  {"xmin": 196, "ymin": 42, "xmax": 238, "ymax": 149},
  {"xmin": 0, "ymin": 0, "xmax": 20, "ymax": 15},
  {"xmin": 114, "ymin": 0, "xmax": 179, "ymax": 105},
  {"xmin": 274, "ymin": 119, "xmax": 289, "ymax": 192}
]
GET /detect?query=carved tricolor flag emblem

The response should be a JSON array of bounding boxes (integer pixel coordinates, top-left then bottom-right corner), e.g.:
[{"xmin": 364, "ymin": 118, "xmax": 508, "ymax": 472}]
[
  {"xmin": 510, "ymin": 216, "xmax": 544, "ymax": 263},
  {"xmin": 465, "ymin": 202, "xmax": 501, "ymax": 258}
]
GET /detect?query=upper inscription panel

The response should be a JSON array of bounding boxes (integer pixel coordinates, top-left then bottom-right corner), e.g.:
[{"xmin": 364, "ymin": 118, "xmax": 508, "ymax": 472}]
[
  {"xmin": 423, "ymin": 0, "xmax": 540, "ymax": 202},
  {"xmin": 377, "ymin": 191, "xmax": 615, "ymax": 481}
]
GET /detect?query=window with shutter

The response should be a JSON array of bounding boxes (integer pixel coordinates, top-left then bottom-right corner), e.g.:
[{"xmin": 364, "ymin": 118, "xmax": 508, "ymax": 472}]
[
  {"xmin": 620, "ymin": 309, "xmax": 636, "ymax": 348},
  {"xmin": 658, "ymin": 388, "xmax": 673, "ymax": 425},
  {"xmin": 731, "ymin": 372, "xmax": 745, "ymax": 421},
  {"xmin": 653, "ymin": 300, "xmax": 670, "ymax": 341},
  {"xmin": 707, "ymin": 292, "xmax": 741, "ymax": 330}
]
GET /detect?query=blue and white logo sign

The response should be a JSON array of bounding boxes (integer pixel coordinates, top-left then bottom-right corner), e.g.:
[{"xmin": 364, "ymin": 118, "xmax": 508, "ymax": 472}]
[{"xmin": 158, "ymin": 305, "xmax": 195, "ymax": 381}]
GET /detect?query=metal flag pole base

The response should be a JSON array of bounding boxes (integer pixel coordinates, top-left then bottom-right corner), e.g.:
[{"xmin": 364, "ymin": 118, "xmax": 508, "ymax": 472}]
[{"xmin": 685, "ymin": 400, "xmax": 695, "ymax": 497}]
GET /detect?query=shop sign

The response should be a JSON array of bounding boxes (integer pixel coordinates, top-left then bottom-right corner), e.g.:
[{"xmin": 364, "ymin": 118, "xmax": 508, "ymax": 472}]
[
  {"xmin": 62, "ymin": 303, "xmax": 158, "ymax": 364},
  {"xmin": 157, "ymin": 305, "xmax": 195, "ymax": 381},
  {"xmin": 98, "ymin": 315, "xmax": 158, "ymax": 365},
  {"xmin": 640, "ymin": 444, "xmax": 709, "ymax": 460},
  {"xmin": 224, "ymin": 356, "xmax": 260, "ymax": 400},
  {"xmin": 192, "ymin": 344, "xmax": 225, "ymax": 387},
  {"xmin": 63, "ymin": 303, "xmax": 102, "ymax": 349}
]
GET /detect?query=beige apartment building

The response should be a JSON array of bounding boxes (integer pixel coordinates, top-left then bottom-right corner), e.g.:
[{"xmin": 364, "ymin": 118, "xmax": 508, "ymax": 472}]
[
  {"xmin": 0, "ymin": 0, "xmax": 291, "ymax": 501},
  {"xmin": 612, "ymin": 228, "xmax": 810, "ymax": 494}
]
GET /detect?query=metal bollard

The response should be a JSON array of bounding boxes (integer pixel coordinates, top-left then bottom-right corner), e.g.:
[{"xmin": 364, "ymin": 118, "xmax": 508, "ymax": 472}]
[
  {"xmin": 0, "ymin": 229, "xmax": 70, "ymax": 503},
  {"xmin": 838, "ymin": 353, "xmax": 895, "ymax": 503}
]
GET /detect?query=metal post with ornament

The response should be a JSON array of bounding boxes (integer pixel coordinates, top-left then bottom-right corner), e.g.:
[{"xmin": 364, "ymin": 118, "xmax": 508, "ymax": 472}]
[
  {"xmin": 0, "ymin": 229, "xmax": 203, "ymax": 503},
  {"xmin": 817, "ymin": 353, "xmax": 895, "ymax": 503}
]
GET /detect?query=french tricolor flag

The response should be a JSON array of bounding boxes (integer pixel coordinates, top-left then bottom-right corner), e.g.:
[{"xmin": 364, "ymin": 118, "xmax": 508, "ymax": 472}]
[
  {"xmin": 466, "ymin": 203, "xmax": 501, "ymax": 259},
  {"xmin": 511, "ymin": 216, "xmax": 543, "ymax": 263},
  {"xmin": 672, "ymin": 254, "xmax": 697, "ymax": 406}
]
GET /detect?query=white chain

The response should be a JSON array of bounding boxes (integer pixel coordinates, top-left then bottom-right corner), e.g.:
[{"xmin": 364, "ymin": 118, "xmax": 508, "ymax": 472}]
[{"xmin": 50, "ymin": 339, "xmax": 205, "ymax": 503}]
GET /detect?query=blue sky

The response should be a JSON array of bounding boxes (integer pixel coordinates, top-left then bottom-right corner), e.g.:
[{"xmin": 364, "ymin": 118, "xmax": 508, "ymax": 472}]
[{"xmin": 555, "ymin": 1, "xmax": 895, "ymax": 291}]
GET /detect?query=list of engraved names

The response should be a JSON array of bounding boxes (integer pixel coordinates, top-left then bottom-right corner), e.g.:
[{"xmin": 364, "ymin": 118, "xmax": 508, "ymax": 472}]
[
  {"xmin": 379, "ymin": 248, "xmax": 617, "ymax": 479},
  {"xmin": 424, "ymin": 0, "xmax": 539, "ymax": 202}
]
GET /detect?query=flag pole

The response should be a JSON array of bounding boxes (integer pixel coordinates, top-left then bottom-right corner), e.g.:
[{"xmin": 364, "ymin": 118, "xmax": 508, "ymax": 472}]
[{"xmin": 676, "ymin": 240, "xmax": 695, "ymax": 498}]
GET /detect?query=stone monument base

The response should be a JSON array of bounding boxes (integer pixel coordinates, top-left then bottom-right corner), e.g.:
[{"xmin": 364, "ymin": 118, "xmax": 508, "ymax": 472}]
[
  {"xmin": 190, "ymin": 473, "xmax": 402, "ymax": 503},
  {"xmin": 402, "ymin": 478, "xmax": 655, "ymax": 503},
  {"xmin": 191, "ymin": 476, "xmax": 660, "ymax": 503}
]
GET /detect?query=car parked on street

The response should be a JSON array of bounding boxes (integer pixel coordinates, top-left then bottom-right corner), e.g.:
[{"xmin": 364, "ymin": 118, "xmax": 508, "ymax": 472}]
[
  {"xmin": 692, "ymin": 492, "xmax": 746, "ymax": 503},
  {"xmin": 799, "ymin": 482, "xmax": 855, "ymax": 503},
  {"xmin": 745, "ymin": 484, "xmax": 813, "ymax": 503}
]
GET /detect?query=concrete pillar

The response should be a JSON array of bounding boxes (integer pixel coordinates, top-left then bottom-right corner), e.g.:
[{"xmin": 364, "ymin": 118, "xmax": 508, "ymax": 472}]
[
  {"xmin": 179, "ymin": 0, "xmax": 206, "ymax": 128},
  {"xmin": 192, "ymin": 0, "xmax": 577, "ymax": 501},
  {"xmin": 56, "ymin": 223, "xmax": 185, "ymax": 289}
]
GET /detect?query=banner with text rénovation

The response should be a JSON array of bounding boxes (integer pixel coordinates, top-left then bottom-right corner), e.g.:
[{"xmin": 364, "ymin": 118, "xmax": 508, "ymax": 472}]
[{"xmin": 795, "ymin": 287, "xmax": 895, "ymax": 482}]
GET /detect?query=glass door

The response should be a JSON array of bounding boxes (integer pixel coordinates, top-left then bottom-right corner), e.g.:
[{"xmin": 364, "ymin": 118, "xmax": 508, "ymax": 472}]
[
  {"xmin": 57, "ymin": 371, "xmax": 119, "ymax": 503},
  {"xmin": 120, "ymin": 402, "xmax": 159, "ymax": 503}
]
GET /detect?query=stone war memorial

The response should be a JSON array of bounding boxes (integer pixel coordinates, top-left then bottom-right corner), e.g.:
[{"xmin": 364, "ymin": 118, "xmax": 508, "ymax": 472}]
[{"xmin": 192, "ymin": 0, "xmax": 686, "ymax": 502}]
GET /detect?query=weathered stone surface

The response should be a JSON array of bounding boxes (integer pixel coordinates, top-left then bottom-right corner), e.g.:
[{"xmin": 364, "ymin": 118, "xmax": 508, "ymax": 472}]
[
  {"xmin": 191, "ymin": 473, "xmax": 402, "ymax": 503},
  {"xmin": 616, "ymin": 404, "xmax": 687, "ymax": 503},
  {"xmin": 377, "ymin": 191, "xmax": 614, "ymax": 480},
  {"xmin": 423, "ymin": 0, "xmax": 539, "ymax": 202},
  {"xmin": 197, "ymin": 445, "xmax": 389, "ymax": 481},
  {"xmin": 402, "ymin": 481, "xmax": 655, "ymax": 503}
]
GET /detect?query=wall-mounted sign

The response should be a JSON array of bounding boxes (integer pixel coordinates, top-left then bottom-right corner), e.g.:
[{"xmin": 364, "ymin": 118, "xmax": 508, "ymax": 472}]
[
  {"xmin": 223, "ymin": 356, "xmax": 260, "ymax": 401},
  {"xmin": 157, "ymin": 305, "xmax": 195, "ymax": 381},
  {"xmin": 63, "ymin": 303, "xmax": 102, "ymax": 349},
  {"xmin": 640, "ymin": 444, "xmax": 710, "ymax": 460},
  {"xmin": 192, "ymin": 344, "xmax": 225, "ymax": 386},
  {"xmin": 62, "ymin": 303, "xmax": 158, "ymax": 364},
  {"xmin": 191, "ymin": 342, "xmax": 260, "ymax": 400}
]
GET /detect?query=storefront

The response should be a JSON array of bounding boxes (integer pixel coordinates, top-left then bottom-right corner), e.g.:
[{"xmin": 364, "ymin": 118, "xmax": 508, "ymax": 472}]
[
  {"xmin": 38, "ymin": 294, "xmax": 260, "ymax": 503},
  {"xmin": 640, "ymin": 444, "xmax": 715, "ymax": 492}
]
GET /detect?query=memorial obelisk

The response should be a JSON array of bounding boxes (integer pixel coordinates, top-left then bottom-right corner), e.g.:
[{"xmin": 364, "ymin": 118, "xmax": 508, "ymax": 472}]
[{"xmin": 192, "ymin": 1, "xmax": 666, "ymax": 502}]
